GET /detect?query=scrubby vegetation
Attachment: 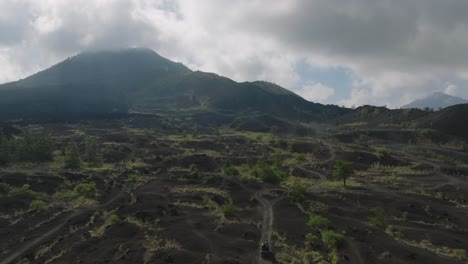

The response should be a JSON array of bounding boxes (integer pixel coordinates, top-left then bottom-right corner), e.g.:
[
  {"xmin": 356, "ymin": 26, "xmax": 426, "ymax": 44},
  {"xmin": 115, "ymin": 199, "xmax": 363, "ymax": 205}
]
[
  {"xmin": 0, "ymin": 129, "xmax": 54, "ymax": 165},
  {"xmin": 9, "ymin": 184, "xmax": 37, "ymax": 199}
]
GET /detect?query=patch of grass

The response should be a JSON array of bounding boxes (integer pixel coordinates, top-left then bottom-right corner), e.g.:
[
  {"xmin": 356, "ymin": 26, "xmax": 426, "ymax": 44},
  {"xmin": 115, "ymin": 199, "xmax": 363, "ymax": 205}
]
[
  {"xmin": 53, "ymin": 185, "xmax": 97, "ymax": 208},
  {"xmin": 171, "ymin": 186, "xmax": 228, "ymax": 198},
  {"xmin": 272, "ymin": 231, "xmax": 326, "ymax": 264},
  {"xmin": 395, "ymin": 237, "xmax": 467, "ymax": 260},
  {"xmin": 368, "ymin": 163, "xmax": 427, "ymax": 175},
  {"xmin": 35, "ymin": 239, "xmax": 58, "ymax": 260},
  {"xmin": 173, "ymin": 200, "xmax": 204, "ymax": 209},
  {"xmin": 343, "ymin": 121, "xmax": 368, "ymax": 127},
  {"xmin": 90, "ymin": 211, "xmax": 120, "ymax": 237},
  {"xmin": 144, "ymin": 235, "xmax": 182, "ymax": 253},
  {"xmin": 315, "ymin": 178, "xmax": 361, "ymax": 191},
  {"xmin": 44, "ymin": 249, "xmax": 67, "ymax": 264}
]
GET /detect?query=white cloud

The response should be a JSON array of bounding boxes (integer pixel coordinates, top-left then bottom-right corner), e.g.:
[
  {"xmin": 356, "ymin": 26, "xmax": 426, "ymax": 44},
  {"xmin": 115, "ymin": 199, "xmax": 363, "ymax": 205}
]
[
  {"xmin": 444, "ymin": 83, "xmax": 458, "ymax": 96},
  {"xmin": 296, "ymin": 82, "xmax": 335, "ymax": 103}
]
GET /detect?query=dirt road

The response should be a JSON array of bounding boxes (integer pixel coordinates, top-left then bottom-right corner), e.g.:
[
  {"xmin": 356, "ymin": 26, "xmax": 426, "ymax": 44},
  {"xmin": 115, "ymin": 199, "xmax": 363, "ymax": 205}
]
[{"xmin": 254, "ymin": 189, "xmax": 288, "ymax": 264}]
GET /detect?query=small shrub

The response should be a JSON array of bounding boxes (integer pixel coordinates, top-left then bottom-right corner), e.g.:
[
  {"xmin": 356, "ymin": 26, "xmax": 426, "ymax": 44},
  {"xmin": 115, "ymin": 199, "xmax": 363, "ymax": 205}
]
[
  {"xmin": 30, "ymin": 200, "xmax": 47, "ymax": 211},
  {"xmin": 109, "ymin": 213, "xmax": 120, "ymax": 224},
  {"xmin": 321, "ymin": 230, "xmax": 344, "ymax": 249},
  {"xmin": 305, "ymin": 233, "xmax": 318, "ymax": 241},
  {"xmin": 223, "ymin": 167, "xmax": 240, "ymax": 177},
  {"xmin": 295, "ymin": 154, "xmax": 306, "ymax": 163},
  {"xmin": 290, "ymin": 184, "xmax": 307, "ymax": 203},
  {"xmin": 372, "ymin": 147, "xmax": 389, "ymax": 160},
  {"xmin": 307, "ymin": 215, "xmax": 331, "ymax": 230},
  {"xmin": 252, "ymin": 162, "xmax": 288, "ymax": 184},
  {"xmin": 368, "ymin": 207, "xmax": 386, "ymax": 228},
  {"xmin": 74, "ymin": 183, "xmax": 97, "ymax": 198},
  {"xmin": 222, "ymin": 201, "xmax": 235, "ymax": 217},
  {"xmin": 222, "ymin": 160, "xmax": 240, "ymax": 177},
  {"xmin": 9, "ymin": 184, "xmax": 37, "ymax": 199}
]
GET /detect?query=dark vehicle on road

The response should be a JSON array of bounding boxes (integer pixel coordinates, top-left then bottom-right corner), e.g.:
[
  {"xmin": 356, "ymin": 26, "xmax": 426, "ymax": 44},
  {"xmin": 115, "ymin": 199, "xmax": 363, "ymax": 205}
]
[{"xmin": 261, "ymin": 241, "xmax": 271, "ymax": 258}]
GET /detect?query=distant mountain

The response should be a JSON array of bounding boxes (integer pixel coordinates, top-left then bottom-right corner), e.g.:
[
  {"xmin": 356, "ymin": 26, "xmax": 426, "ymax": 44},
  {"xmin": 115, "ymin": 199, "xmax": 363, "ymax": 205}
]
[
  {"xmin": 402, "ymin": 92, "xmax": 468, "ymax": 110},
  {"xmin": 0, "ymin": 48, "xmax": 349, "ymax": 121}
]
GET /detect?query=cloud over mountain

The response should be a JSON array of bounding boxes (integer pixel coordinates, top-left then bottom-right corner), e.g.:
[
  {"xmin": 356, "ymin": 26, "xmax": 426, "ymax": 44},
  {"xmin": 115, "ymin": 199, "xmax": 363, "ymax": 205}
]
[{"xmin": 1, "ymin": 0, "xmax": 468, "ymax": 107}]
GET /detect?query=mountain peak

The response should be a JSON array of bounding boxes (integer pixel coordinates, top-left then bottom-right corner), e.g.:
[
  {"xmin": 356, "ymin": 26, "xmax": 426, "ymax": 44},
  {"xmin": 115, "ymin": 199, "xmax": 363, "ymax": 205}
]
[{"xmin": 402, "ymin": 91, "xmax": 468, "ymax": 110}]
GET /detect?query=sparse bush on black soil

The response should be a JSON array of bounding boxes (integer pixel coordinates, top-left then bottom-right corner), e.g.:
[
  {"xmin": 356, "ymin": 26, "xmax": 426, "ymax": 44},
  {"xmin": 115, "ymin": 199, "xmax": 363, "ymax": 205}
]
[
  {"xmin": 29, "ymin": 199, "xmax": 47, "ymax": 211},
  {"xmin": 74, "ymin": 183, "xmax": 97, "ymax": 198},
  {"xmin": 368, "ymin": 207, "xmax": 386, "ymax": 228},
  {"xmin": 372, "ymin": 146, "xmax": 390, "ymax": 160},
  {"xmin": 64, "ymin": 141, "xmax": 81, "ymax": 169},
  {"xmin": 321, "ymin": 230, "xmax": 344, "ymax": 249},
  {"xmin": 295, "ymin": 153, "xmax": 306, "ymax": 163},
  {"xmin": 9, "ymin": 184, "xmax": 37, "ymax": 199},
  {"xmin": 222, "ymin": 160, "xmax": 240, "ymax": 177},
  {"xmin": 252, "ymin": 161, "xmax": 288, "ymax": 184},
  {"xmin": 290, "ymin": 183, "xmax": 307, "ymax": 203},
  {"xmin": 109, "ymin": 213, "xmax": 120, "ymax": 224},
  {"xmin": 222, "ymin": 200, "xmax": 235, "ymax": 217},
  {"xmin": 332, "ymin": 160, "xmax": 354, "ymax": 187},
  {"xmin": 126, "ymin": 173, "xmax": 140, "ymax": 190},
  {"xmin": 305, "ymin": 232, "xmax": 318, "ymax": 242},
  {"xmin": 307, "ymin": 215, "xmax": 331, "ymax": 230}
]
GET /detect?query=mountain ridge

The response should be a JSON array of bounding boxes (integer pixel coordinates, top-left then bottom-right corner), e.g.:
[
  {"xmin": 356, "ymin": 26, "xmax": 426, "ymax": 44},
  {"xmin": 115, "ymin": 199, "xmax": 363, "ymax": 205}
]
[
  {"xmin": 402, "ymin": 91, "xmax": 468, "ymax": 110},
  {"xmin": 0, "ymin": 48, "xmax": 349, "ymax": 122}
]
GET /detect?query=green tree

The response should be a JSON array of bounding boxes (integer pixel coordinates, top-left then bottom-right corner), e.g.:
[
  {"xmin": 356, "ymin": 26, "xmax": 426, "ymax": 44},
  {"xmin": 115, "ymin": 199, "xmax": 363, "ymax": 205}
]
[
  {"xmin": 33, "ymin": 129, "xmax": 53, "ymax": 162},
  {"xmin": 222, "ymin": 159, "xmax": 240, "ymax": 177},
  {"xmin": 17, "ymin": 130, "xmax": 34, "ymax": 161},
  {"xmin": 85, "ymin": 137, "xmax": 102, "ymax": 167},
  {"xmin": 332, "ymin": 160, "xmax": 354, "ymax": 187},
  {"xmin": 64, "ymin": 141, "xmax": 81, "ymax": 169},
  {"xmin": 290, "ymin": 183, "xmax": 307, "ymax": 203}
]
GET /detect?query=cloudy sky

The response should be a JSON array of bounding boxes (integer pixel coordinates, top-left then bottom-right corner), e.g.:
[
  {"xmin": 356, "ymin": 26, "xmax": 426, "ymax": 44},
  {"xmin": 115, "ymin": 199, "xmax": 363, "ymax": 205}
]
[{"xmin": 1, "ymin": 0, "xmax": 468, "ymax": 108}]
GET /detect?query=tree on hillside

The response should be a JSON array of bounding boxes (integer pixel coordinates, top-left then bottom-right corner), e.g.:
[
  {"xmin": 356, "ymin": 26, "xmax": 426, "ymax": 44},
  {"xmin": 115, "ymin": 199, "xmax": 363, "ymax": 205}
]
[
  {"xmin": 85, "ymin": 137, "xmax": 102, "ymax": 167},
  {"xmin": 64, "ymin": 141, "xmax": 81, "ymax": 169},
  {"xmin": 332, "ymin": 160, "xmax": 354, "ymax": 187}
]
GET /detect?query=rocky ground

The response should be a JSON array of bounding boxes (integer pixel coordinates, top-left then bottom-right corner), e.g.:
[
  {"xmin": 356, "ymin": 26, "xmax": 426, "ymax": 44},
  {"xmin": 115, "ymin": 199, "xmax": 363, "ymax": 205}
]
[{"xmin": 1, "ymin": 118, "xmax": 467, "ymax": 264}]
